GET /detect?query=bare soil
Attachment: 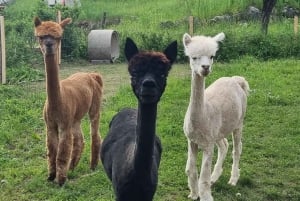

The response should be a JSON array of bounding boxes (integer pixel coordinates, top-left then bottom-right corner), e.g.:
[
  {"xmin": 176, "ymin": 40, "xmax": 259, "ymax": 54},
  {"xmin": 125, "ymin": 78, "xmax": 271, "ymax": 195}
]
[{"xmin": 33, "ymin": 61, "xmax": 189, "ymax": 102}]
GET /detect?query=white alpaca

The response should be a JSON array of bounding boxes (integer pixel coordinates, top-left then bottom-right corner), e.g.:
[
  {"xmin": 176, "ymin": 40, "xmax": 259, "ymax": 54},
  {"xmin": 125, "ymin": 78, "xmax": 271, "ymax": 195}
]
[{"xmin": 183, "ymin": 33, "xmax": 250, "ymax": 201}]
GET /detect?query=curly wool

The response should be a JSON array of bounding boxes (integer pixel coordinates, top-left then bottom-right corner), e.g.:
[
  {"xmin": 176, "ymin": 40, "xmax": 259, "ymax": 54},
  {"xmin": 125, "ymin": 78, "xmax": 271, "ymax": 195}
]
[{"xmin": 34, "ymin": 17, "xmax": 71, "ymax": 38}]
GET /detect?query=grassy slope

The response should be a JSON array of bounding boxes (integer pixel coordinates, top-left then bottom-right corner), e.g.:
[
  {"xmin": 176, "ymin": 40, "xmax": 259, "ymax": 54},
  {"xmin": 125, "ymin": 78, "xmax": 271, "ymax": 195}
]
[{"xmin": 1, "ymin": 58, "xmax": 300, "ymax": 200}]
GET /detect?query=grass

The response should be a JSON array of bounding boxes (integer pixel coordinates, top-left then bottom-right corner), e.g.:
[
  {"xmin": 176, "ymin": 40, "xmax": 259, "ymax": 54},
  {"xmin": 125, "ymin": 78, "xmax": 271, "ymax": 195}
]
[
  {"xmin": 1, "ymin": 0, "xmax": 300, "ymax": 200},
  {"xmin": 79, "ymin": 0, "xmax": 258, "ymax": 20},
  {"xmin": 1, "ymin": 57, "xmax": 300, "ymax": 200}
]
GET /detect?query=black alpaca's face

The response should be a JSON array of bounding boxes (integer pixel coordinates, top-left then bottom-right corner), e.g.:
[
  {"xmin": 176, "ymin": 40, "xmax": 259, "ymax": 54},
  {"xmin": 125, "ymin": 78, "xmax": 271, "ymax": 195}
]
[
  {"xmin": 124, "ymin": 37, "xmax": 177, "ymax": 104},
  {"xmin": 129, "ymin": 54, "xmax": 171, "ymax": 104}
]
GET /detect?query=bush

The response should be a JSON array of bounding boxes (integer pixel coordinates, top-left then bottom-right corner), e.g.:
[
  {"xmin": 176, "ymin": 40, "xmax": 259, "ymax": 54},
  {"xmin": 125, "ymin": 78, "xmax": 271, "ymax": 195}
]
[
  {"xmin": 218, "ymin": 32, "xmax": 300, "ymax": 62},
  {"xmin": 3, "ymin": 0, "xmax": 300, "ymax": 67},
  {"xmin": 4, "ymin": 12, "xmax": 38, "ymax": 67},
  {"xmin": 7, "ymin": 64, "xmax": 44, "ymax": 84}
]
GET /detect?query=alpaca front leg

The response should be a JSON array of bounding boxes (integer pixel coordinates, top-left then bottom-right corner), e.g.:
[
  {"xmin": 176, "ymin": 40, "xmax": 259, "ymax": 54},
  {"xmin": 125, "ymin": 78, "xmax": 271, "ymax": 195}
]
[
  {"xmin": 199, "ymin": 147, "xmax": 214, "ymax": 201},
  {"xmin": 228, "ymin": 128, "xmax": 242, "ymax": 186},
  {"xmin": 69, "ymin": 123, "xmax": 84, "ymax": 170},
  {"xmin": 211, "ymin": 138, "xmax": 228, "ymax": 184},
  {"xmin": 89, "ymin": 111, "xmax": 101, "ymax": 170},
  {"xmin": 56, "ymin": 129, "xmax": 73, "ymax": 186},
  {"xmin": 185, "ymin": 140, "xmax": 199, "ymax": 200},
  {"xmin": 46, "ymin": 126, "xmax": 58, "ymax": 181}
]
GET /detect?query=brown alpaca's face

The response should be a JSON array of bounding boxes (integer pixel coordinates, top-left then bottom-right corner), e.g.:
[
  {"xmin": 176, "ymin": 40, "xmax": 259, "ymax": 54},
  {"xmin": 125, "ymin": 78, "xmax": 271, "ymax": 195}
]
[{"xmin": 38, "ymin": 35, "xmax": 60, "ymax": 56}]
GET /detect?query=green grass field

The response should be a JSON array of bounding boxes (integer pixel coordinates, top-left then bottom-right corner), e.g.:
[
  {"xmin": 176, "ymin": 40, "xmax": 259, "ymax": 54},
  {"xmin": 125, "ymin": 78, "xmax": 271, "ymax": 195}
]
[
  {"xmin": 1, "ymin": 0, "xmax": 300, "ymax": 200},
  {"xmin": 1, "ymin": 57, "xmax": 300, "ymax": 200}
]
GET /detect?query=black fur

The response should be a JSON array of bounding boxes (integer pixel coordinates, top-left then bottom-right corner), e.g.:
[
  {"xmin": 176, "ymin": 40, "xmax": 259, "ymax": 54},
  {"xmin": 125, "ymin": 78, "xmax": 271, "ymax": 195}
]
[{"xmin": 101, "ymin": 38, "xmax": 177, "ymax": 201}]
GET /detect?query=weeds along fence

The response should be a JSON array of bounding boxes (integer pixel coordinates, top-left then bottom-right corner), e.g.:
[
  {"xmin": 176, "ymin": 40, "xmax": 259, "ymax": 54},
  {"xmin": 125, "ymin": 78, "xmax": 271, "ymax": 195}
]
[{"xmin": 2, "ymin": 11, "xmax": 300, "ymax": 86}]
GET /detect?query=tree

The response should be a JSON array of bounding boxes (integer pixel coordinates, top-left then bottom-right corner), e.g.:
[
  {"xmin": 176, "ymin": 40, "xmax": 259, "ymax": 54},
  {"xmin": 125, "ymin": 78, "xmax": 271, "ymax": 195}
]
[{"xmin": 261, "ymin": 0, "xmax": 277, "ymax": 35}]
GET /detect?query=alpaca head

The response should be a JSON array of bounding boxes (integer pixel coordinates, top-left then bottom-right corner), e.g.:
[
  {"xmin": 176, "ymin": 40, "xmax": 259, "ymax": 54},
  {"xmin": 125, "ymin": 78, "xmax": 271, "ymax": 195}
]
[
  {"xmin": 125, "ymin": 37, "xmax": 177, "ymax": 104},
  {"xmin": 183, "ymin": 32, "xmax": 225, "ymax": 77},
  {"xmin": 34, "ymin": 17, "xmax": 72, "ymax": 55}
]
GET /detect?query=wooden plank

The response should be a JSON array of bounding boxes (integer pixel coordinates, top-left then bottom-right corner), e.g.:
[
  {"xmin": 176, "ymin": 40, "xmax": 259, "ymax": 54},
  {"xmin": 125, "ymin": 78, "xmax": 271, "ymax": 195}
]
[
  {"xmin": 189, "ymin": 16, "xmax": 194, "ymax": 36},
  {"xmin": 57, "ymin": 10, "xmax": 61, "ymax": 66},
  {"xmin": 294, "ymin": 15, "xmax": 298, "ymax": 36},
  {"xmin": 0, "ymin": 16, "xmax": 6, "ymax": 84}
]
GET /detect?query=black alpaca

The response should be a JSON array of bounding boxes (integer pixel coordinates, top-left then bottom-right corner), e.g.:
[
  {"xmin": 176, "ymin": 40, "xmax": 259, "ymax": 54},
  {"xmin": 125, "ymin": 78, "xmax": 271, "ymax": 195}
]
[{"xmin": 100, "ymin": 38, "xmax": 177, "ymax": 201}]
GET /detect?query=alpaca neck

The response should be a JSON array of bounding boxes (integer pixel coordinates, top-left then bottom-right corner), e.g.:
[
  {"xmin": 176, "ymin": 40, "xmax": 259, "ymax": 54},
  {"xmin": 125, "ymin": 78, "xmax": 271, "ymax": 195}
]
[
  {"xmin": 189, "ymin": 71, "xmax": 206, "ymax": 117},
  {"xmin": 134, "ymin": 102, "xmax": 157, "ymax": 173},
  {"xmin": 44, "ymin": 54, "xmax": 62, "ymax": 109}
]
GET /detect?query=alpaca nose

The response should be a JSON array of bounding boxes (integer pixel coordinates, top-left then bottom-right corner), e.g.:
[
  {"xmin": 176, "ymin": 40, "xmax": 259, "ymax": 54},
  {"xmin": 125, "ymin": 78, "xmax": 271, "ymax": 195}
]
[
  {"xmin": 202, "ymin": 65, "xmax": 210, "ymax": 70},
  {"xmin": 142, "ymin": 77, "xmax": 156, "ymax": 88},
  {"xmin": 44, "ymin": 38, "xmax": 54, "ymax": 47},
  {"xmin": 46, "ymin": 41, "xmax": 53, "ymax": 47}
]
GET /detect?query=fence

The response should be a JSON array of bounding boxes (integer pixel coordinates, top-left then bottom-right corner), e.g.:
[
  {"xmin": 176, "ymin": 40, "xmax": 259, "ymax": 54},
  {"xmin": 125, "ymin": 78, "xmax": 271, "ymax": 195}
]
[{"xmin": 0, "ymin": 15, "xmax": 5, "ymax": 84}]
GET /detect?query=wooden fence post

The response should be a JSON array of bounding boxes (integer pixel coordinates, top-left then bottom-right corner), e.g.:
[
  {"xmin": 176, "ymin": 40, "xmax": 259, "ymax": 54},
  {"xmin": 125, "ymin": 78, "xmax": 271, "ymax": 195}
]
[
  {"xmin": 57, "ymin": 10, "xmax": 62, "ymax": 66},
  {"xmin": 0, "ymin": 16, "xmax": 6, "ymax": 84},
  {"xmin": 189, "ymin": 16, "xmax": 194, "ymax": 36},
  {"xmin": 294, "ymin": 15, "xmax": 298, "ymax": 36}
]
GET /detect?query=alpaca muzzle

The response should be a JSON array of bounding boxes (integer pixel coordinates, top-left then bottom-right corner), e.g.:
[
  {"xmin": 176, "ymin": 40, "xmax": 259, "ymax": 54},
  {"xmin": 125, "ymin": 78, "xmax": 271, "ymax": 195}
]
[{"xmin": 140, "ymin": 78, "xmax": 159, "ymax": 103}]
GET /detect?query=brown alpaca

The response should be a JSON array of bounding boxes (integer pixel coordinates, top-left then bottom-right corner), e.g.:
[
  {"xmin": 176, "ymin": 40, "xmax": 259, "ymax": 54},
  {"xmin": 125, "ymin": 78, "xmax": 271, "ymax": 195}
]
[{"xmin": 34, "ymin": 17, "xmax": 103, "ymax": 186}]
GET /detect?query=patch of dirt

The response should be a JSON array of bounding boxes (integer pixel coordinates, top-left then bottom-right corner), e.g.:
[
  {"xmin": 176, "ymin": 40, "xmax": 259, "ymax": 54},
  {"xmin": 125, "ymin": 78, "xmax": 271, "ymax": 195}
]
[
  {"xmin": 32, "ymin": 61, "xmax": 190, "ymax": 102},
  {"xmin": 60, "ymin": 62, "xmax": 129, "ymax": 100}
]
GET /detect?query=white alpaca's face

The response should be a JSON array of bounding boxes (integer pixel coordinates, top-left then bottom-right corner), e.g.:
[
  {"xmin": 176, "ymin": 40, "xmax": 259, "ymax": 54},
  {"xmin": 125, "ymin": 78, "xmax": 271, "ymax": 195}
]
[
  {"xmin": 189, "ymin": 55, "xmax": 214, "ymax": 77},
  {"xmin": 183, "ymin": 32, "xmax": 225, "ymax": 77}
]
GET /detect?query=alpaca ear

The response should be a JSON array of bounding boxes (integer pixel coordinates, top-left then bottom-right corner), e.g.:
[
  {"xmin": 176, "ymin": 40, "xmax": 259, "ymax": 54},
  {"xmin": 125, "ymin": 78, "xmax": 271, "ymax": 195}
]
[
  {"xmin": 183, "ymin": 33, "xmax": 192, "ymax": 47},
  {"xmin": 34, "ymin": 17, "xmax": 42, "ymax": 27},
  {"xmin": 213, "ymin": 32, "xmax": 225, "ymax": 42},
  {"xmin": 60, "ymin": 18, "xmax": 72, "ymax": 28},
  {"xmin": 125, "ymin": 37, "xmax": 139, "ymax": 62},
  {"xmin": 164, "ymin": 40, "xmax": 177, "ymax": 64}
]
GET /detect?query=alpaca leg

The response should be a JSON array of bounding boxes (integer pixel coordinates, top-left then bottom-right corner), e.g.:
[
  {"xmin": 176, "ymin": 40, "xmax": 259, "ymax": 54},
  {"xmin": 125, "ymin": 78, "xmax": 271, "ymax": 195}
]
[
  {"xmin": 89, "ymin": 102, "xmax": 101, "ymax": 170},
  {"xmin": 185, "ymin": 139, "xmax": 199, "ymax": 200},
  {"xmin": 199, "ymin": 146, "xmax": 214, "ymax": 201},
  {"xmin": 69, "ymin": 122, "xmax": 84, "ymax": 170},
  {"xmin": 56, "ymin": 128, "xmax": 73, "ymax": 186},
  {"xmin": 228, "ymin": 127, "xmax": 242, "ymax": 186},
  {"xmin": 46, "ymin": 126, "xmax": 58, "ymax": 181},
  {"xmin": 211, "ymin": 138, "xmax": 229, "ymax": 184}
]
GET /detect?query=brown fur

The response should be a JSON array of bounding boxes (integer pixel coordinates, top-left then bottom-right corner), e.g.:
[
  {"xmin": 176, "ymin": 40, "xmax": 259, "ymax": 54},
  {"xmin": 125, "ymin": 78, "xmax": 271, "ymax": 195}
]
[
  {"xmin": 34, "ymin": 17, "xmax": 72, "ymax": 38},
  {"xmin": 34, "ymin": 17, "xmax": 103, "ymax": 186}
]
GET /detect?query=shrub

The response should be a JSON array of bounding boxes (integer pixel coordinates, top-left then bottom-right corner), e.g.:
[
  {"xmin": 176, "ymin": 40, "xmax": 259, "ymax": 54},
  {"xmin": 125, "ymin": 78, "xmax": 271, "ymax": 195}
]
[
  {"xmin": 217, "ymin": 32, "xmax": 300, "ymax": 62},
  {"xmin": 3, "ymin": 0, "xmax": 300, "ymax": 67},
  {"xmin": 7, "ymin": 64, "xmax": 44, "ymax": 84}
]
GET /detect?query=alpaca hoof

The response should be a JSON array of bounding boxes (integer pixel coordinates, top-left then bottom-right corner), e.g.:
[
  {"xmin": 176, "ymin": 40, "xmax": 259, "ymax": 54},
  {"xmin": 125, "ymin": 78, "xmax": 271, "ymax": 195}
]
[
  {"xmin": 200, "ymin": 197, "xmax": 213, "ymax": 201},
  {"xmin": 47, "ymin": 173, "xmax": 56, "ymax": 181},
  {"xmin": 188, "ymin": 192, "xmax": 199, "ymax": 200},
  {"xmin": 56, "ymin": 176, "xmax": 67, "ymax": 186},
  {"xmin": 211, "ymin": 168, "xmax": 223, "ymax": 184},
  {"xmin": 228, "ymin": 178, "xmax": 238, "ymax": 186},
  {"xmin": 210, "ymin": 176, "xmax": 218, "ymax": 185},
  {"xmin": 228, "ymin": 171, "xmax": 240, "ymax": 186},
  {"xmin": 200, "ymin": 194, "xmax": 214, "ymax": 201},
  {"xmin": 69, "ymin": 161, "xmax": 78, "ymax": 171},
  {"xmin": 90, "ymin": 161, "xmax": 98, "ymax": 170}
]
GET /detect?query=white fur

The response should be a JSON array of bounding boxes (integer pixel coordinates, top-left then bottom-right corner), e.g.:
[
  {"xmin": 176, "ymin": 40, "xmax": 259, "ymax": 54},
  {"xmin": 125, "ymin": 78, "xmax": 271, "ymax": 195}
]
[{"xmin": 183, "ymin": 33, "xmax": 250, "ymax": 201}]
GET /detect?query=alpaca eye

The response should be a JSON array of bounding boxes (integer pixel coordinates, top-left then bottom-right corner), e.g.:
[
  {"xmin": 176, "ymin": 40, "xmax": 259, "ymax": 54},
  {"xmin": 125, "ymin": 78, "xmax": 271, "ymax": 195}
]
[
  {"xmin": 210, "ymin": 56, "xmax": 214, "ymax": 59},
  {"xmin": 130, "ymin": 70, "xmax": 138, "ymax": 77},
  {"xmin": 192, "ymin": 57, "xmax": 197, "ymax": 60},
  {"xmin": 39, "ymin": 36, "xmax": 45, "ymax": 41}
]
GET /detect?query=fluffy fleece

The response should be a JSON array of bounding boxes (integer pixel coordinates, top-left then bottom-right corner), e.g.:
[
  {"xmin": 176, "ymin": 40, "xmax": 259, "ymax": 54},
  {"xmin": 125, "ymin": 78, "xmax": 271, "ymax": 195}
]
[
  {"xmin": 34, "ymin": 17, "xmax": 103, "ymax": 186},
  {"xmin": 183, "ymin": 32, "xmax": 250, "ymax": 201}
]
